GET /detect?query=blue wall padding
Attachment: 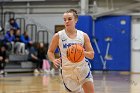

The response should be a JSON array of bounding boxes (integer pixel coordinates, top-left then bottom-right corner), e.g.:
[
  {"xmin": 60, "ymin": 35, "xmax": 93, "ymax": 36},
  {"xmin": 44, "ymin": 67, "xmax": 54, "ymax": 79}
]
[
  {"xmin": 94, "ymin": 16, "xmax": 131, "ymax": 71},
  {"xmin": 75, "ymin": 15, "xmax": 131, "ymax": 71}
]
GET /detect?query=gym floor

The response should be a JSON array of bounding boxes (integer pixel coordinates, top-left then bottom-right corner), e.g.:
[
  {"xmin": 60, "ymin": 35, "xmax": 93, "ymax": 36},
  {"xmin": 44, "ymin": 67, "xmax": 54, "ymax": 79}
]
[{"xmin": 0, "ymin": 71, "xmax": 139, "ymax": 93}]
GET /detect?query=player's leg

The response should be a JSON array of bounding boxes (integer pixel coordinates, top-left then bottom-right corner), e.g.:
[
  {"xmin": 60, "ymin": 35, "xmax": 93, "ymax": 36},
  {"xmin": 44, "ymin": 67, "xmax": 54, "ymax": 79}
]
[{"xmin": 82, "ymin": 81, "xmax": 94, "ymax": 93}]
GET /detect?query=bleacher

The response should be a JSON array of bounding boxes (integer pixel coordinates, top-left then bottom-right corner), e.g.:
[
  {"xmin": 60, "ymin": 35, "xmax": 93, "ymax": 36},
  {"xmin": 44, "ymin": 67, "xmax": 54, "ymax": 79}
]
[
  {"xmin": 5, "ymin": 54, "xmax": 34, "ymax": 72},
  {"xmin": 1, "ymin": 11, "xmax": 49, "ymax": 72}
]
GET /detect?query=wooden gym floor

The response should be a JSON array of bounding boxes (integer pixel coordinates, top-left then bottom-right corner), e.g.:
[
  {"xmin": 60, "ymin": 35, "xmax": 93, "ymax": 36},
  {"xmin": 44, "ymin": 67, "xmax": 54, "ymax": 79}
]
[{"xmin": 0, "ymin": 71, "xmax": 140, "ymax": 93}]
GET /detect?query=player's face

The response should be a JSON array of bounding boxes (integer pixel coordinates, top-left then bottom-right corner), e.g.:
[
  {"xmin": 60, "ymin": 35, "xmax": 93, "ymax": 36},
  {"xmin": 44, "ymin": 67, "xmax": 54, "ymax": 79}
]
[{"xmin": 63, "ymin": 13, "xmax": 77, "ymax": 30}]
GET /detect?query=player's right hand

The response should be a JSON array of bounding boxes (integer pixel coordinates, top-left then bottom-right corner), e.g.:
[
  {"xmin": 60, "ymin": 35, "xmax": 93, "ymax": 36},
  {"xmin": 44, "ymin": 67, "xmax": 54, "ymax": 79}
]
[{"xmin": 52, "ymin": 58, "xmax": 61, "ymax": 68}]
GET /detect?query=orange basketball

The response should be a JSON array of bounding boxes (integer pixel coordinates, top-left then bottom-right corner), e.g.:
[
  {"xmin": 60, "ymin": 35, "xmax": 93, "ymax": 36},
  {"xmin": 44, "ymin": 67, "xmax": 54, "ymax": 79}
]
[{"xmin": 66, "ymin": 44, "xmax": 85, "ymax": 63}]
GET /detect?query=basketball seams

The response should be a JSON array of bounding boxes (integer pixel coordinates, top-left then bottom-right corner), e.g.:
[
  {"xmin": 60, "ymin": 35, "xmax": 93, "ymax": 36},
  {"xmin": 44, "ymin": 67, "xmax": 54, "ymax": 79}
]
[
  {"xmin": 71, "ymin": 45, "xmax": 75, "ymax": 62},
  {"xmin": 75, "ymin": 46, "xmax": 84, "ymax": 62},
  {"xmin": 66, "ymin": 47, "xmax": 70, "ymax": 58},
  {"xmin": 67, "ymin": 47, "xmax": 74, "ymax": 62},
  {"xmin": 73, "ymin": 45, "xmax": 77, "ymax": 63}
]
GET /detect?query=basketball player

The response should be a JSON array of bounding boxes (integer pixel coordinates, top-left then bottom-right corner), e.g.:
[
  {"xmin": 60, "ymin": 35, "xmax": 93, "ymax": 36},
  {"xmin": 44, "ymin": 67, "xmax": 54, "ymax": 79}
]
[{"xmin": 47, "ymin": 9, "xmax": 95, "ymax": 93}]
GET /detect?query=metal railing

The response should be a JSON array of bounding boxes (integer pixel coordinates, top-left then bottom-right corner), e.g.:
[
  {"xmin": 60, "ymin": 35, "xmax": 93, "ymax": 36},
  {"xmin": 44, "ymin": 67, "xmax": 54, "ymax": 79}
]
[
  {"xmin": 16, "ymin": 18, "xmax": 25, "ymax": 34},
  {"xmin": 26, "ymin": 24, "xmax": 37, "ymax": 42},
  {"xmin": 37, "ymin": 30, "xmax": 49, "ymax": 49},
  {"xmin": 4, "ymin": 11, "xmax": 15, "ymax": 34}
]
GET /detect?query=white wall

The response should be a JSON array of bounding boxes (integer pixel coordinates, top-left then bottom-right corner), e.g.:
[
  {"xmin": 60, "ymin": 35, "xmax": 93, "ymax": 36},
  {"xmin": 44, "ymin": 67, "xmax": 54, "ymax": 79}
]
[
  {"xmin": 131, "ymin": 17, "xmax": 140, "ymax": 73},
  {"xmin": 16, "ymin": 14, "xmax": 63, "ymax": 42}
]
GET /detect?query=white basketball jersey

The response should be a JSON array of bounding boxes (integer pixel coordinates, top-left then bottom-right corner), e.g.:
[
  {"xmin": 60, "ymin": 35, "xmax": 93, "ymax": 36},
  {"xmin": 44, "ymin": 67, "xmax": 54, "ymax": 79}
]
[{"xmin": 58, "ymin": 29, "xmax": 85, "ymax": 69}]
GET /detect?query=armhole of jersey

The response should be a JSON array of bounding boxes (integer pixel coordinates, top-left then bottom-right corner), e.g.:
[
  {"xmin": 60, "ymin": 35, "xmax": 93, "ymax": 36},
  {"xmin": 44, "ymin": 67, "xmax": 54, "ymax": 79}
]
[
  {"xmin": 82, "ymin": 31, "xmax": 85, "ymax": 44},
  {"xmin": 56, "ymin": 33, "xmax": 62, "ymax": 68},
  {"xmin": 58, "ymin": 31, "xmax": 62, "ymax": 45},
  {"xmin": 58, "ymin": 30, "xmax": 64, "ymax": 40},
  {"xmin": 78, "ymin": 30, "xmax": 85, "ymax": 45}
]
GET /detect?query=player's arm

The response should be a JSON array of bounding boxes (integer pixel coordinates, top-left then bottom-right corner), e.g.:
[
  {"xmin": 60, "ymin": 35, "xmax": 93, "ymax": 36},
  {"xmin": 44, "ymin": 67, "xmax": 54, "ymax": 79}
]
[
  {"xmin": 84, "ymin": 33, "xmax": 94, "ymax": 59},
  {"xmin": 47, "ymin": 33, "xmax": 61, "ymax": 68}
]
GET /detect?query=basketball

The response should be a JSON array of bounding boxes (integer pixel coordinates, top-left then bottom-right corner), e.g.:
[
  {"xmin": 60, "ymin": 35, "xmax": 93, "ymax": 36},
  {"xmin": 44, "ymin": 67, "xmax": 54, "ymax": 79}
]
[{"xmin": 66, "ymin": 44, "xmax": 85, "ymax": 63}]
